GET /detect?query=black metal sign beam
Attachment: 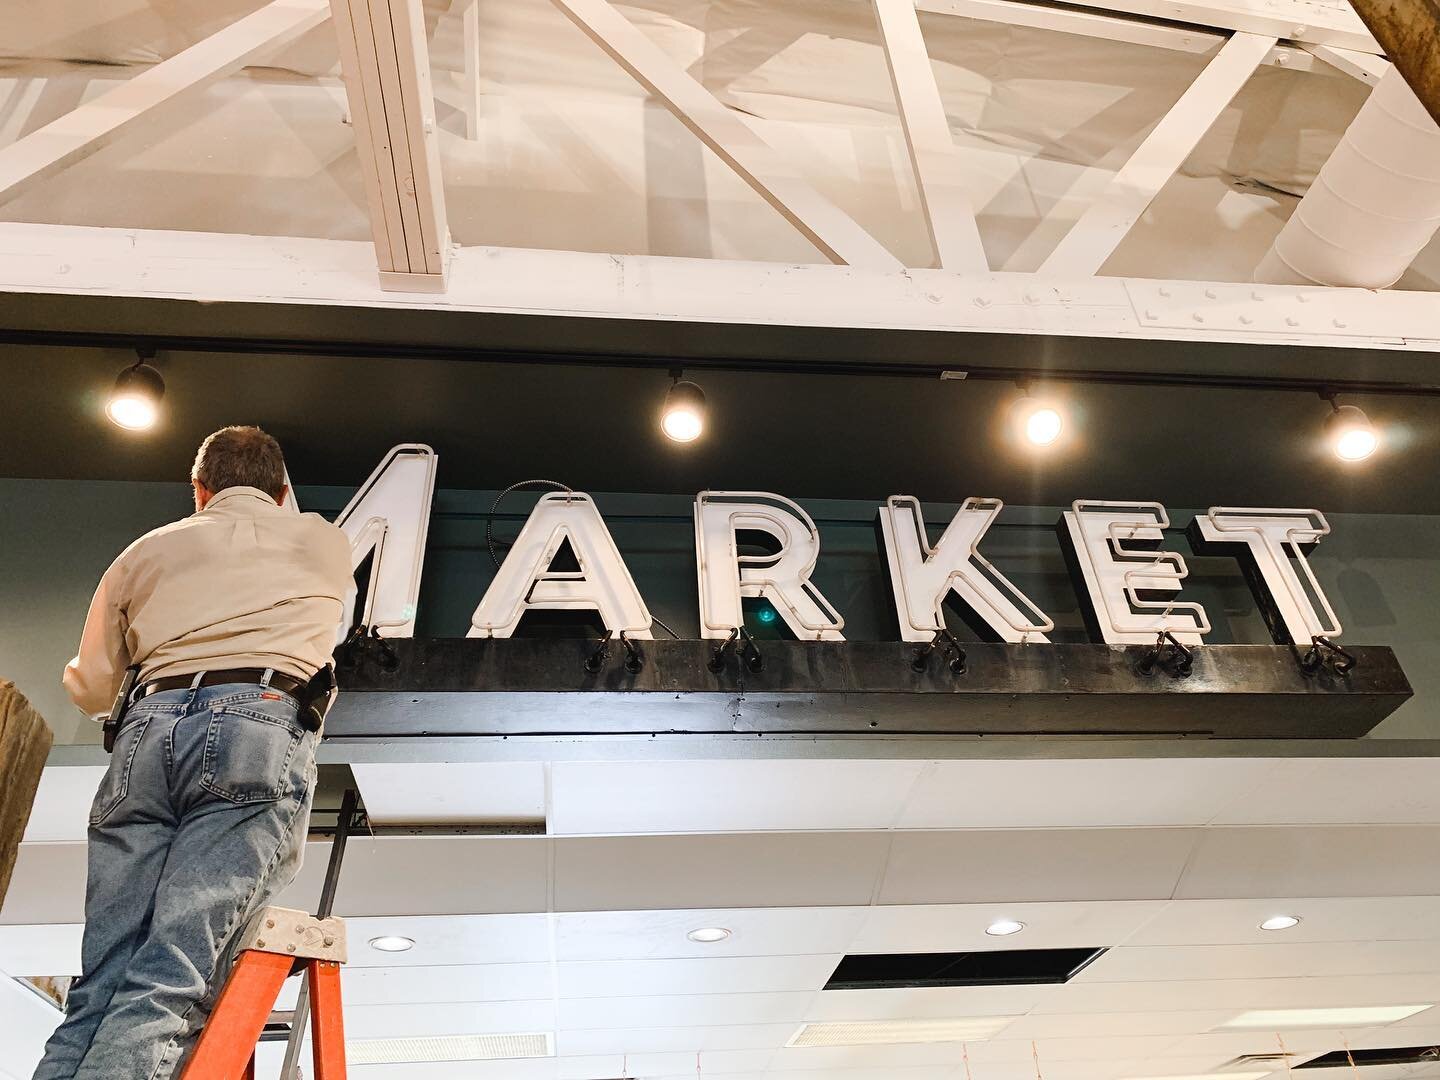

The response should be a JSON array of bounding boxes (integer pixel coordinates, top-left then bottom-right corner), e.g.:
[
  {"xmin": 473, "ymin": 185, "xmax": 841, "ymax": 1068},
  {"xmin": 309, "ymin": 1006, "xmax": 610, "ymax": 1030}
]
[{"xmin": 328, "ymin": 639, "xmax": 1412, "ymax": 740}]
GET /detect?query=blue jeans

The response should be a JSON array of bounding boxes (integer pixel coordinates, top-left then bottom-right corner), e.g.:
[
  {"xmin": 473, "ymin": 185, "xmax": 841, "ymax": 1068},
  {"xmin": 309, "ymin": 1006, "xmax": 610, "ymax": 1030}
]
[{"xmin": 34, "ymin": 682, "xmax": 317, "ymax": 1080}]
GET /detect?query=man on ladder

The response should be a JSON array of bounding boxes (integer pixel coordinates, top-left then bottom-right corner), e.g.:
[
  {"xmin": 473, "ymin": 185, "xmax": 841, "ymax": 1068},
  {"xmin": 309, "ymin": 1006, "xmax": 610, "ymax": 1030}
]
[{"xmin": 34, "ymin": 426, "xmax": 353, "ymax": 1080}]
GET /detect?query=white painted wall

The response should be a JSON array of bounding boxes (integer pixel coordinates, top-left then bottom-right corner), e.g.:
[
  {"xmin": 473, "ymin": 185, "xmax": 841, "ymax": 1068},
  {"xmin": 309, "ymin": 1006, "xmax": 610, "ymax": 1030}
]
[{"xmin": 0, "ymin": 969, "xmax": 61, "ymax": 1079}]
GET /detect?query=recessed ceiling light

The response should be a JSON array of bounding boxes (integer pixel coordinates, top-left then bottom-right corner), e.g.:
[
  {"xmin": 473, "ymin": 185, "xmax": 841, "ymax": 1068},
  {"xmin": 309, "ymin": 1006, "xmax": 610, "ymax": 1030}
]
[
  {"xmin": 1217, "ymin": 1005, "xmax": 1430, "ymax": 1029},
  {"xmin": 789, "ymin": 1017, "xmax": 1017, "ymax": 1047},
  {"xmin": 687, "ymin": 927, "xmax": 732, "ymax": 943},
  {"xmin": 368, "ymin": 935, "xmax": 415, "ymax": 953},
  {"xmin": 986, "ymin": 919, "xmax": 1026, "ymax": 937},
  {"xmin": 1259, "ymin": 915, "xmax": 1301, "ymax": 931},
  {"xmin": 348, "ymin": 1032, "xmax": 553, "ymax": 1064}
]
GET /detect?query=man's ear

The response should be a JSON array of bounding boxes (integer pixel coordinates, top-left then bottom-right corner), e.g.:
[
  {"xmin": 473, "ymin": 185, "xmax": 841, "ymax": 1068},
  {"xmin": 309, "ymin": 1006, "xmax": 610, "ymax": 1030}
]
[
  {"xmin": 193, "ymin": 480, "xmax": 213, "ymax": 510},
  {"xmin": 275, "ymin": 484, "xmax": 290, "ymax": 508}
]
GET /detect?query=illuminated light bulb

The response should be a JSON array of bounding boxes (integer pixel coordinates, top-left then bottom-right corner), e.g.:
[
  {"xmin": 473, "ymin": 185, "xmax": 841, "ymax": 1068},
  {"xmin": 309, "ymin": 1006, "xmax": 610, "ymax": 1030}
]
[
  {"xmin": 369, "ymin": 935, "xmax": 415, "ymax": 953},
  {"xmin": 661, "ymin": 380, "xmax": 706, "ymax": 443},
  {"xmin": 106, "ymin": 362, "xmax": 165, "ymax": 431},
  {"xmin": 986, "ymin": 919, "xmax": 1026, "ymax": 937},
  {"xmin": 687, "ymin": 927, "xmax": 731, "ymax": 943},
  {"xmin": 1326, "ymin": 403, "xmax": 1377, "ymax": 462},
  {"xmin": 1011, "ymin": 393, "xmax": 1065, "ymax": 448},
  {"xmin": 1259, "ymin": 915, "xmax": 1301, "ymax": 931}
]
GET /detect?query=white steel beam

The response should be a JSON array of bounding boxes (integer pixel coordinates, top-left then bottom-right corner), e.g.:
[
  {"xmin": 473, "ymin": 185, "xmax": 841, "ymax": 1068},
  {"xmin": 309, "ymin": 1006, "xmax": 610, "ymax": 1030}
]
[
  {"xmin": 0, "ymin": 0, "xmax": 329, "ymax": 207},
  {"xmin": 1302, "ymin": 43, "xmax": 1391, "ymax": 84},
  {"xmin": 1043, "ymin": 0, "xmax": 1379, "ymax": 51},
  {"xmin": 3, "ymin": 223, "xmax": 1439, "ymax": 351},
  {"xmin": 548, "ymin": 0, "xmax": 903, "ymax": 271},
  {"xmin": 916, "ymin": 0, "xmax": 1321, "ymax": 70},
  {"xmin": 329, "ymin": 0, "xmax": 450, "ymax": 291},
  {"xmin": 1040, "ymin": 31, "xmax": 1275, "ymax": 278},
  {"xmin": 872, "ymin": 0, "xmax": 987, "ymax": 272}
]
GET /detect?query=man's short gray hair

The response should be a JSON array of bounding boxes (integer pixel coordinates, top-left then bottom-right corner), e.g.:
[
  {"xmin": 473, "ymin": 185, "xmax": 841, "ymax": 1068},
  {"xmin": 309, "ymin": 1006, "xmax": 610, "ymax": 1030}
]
[{"xmin": 191, "ymin": 426, "xmax": 287, "ymax": 500}]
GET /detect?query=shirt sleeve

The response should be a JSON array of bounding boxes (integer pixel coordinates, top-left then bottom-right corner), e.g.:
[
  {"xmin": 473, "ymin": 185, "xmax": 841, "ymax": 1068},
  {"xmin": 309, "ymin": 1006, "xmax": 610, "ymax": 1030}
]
[{"xmin": 62, "ymin": 554, "xmax": 133, "ymax": 718}]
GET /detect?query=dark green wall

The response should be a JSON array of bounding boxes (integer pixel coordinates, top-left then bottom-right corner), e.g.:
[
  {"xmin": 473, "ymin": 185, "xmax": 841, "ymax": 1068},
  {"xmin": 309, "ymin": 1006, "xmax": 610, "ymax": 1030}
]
[{"xmin": 2, "ymin": 479, "xmax": 1434, "ymax": 743}]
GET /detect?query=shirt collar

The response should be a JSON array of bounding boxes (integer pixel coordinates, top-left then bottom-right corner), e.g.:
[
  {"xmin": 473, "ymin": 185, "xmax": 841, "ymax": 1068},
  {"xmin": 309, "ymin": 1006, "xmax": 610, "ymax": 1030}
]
[{"xmin": 203, "ymin": 486, "xmax": 280, "ymax": 510}]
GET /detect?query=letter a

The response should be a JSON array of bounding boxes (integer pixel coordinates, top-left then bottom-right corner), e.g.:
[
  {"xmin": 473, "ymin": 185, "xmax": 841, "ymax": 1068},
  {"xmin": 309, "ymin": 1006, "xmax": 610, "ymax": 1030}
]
[{"xmin": 469, "ymin": 493, "xmax": 653, "ymax": 638}]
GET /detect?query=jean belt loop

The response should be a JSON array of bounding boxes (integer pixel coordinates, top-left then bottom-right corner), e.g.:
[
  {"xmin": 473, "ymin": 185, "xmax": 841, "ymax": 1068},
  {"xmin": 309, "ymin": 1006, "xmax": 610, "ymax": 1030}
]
[
  {"xmin": 184, "ymin": 670, "xmax": 205, "ymax": 710},
  {"xmin": 260, "ymin": 667, "xmax": 275, "ymax": 689}
]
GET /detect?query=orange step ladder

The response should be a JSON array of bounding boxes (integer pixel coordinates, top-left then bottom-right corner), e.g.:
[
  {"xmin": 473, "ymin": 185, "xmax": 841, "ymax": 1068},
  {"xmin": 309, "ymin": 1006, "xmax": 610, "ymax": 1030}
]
[{"xmin": 179, "ymin": 905, "xmax": 349, "ymax": 1079}]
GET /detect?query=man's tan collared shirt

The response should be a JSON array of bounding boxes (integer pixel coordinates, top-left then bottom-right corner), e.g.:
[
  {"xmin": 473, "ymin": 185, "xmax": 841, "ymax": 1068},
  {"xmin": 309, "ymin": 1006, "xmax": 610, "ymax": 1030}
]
[{"xmin": 64, "ymin": 486, "xmax": 354, "ymax": 716}]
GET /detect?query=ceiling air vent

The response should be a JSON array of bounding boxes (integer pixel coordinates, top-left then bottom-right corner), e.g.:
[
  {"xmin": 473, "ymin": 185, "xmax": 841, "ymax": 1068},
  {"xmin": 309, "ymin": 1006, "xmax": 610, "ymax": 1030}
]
[
  {"xmin": 1298, "ymin": 1047, "xmax": 1440, "ymax": 1069},
  {"xmin": 824, "ymin": 948, "xmax": 1106, "ymax": 990},
  {"xmin": 1220, "ymin": 1054, "xmax": 1298, "ymax": 1070},
  {"xmin": 347, "ymin": 1032, "xmax": 554, "ymax": 1065}
]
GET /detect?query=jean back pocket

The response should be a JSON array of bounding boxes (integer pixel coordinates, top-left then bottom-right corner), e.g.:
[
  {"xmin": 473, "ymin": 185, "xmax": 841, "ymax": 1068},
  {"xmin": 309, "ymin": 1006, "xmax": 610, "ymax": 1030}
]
[
  {"xmin": 200, "ymin": 704, "xmax": 303, "ymax": 805},
  {"xmin": 89, "ymin": 715, "xmax": 151, "ymax": 827}
]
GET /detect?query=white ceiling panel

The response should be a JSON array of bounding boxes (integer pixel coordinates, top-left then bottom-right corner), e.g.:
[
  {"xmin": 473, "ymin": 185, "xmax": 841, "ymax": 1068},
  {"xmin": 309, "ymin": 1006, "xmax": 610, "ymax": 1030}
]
[
  {"xmin": 0, "ymin": 843, "xmax": 87, "ymax": 924},
  {"xmin": 549, "ymin": 761, "xmax": 926, "ymax": 835},
  {"xmin": 878, "ymin": 829, "xmax": 1196, "ymax": 904},
  {"xmin": 1126, "ymin": 898, "xmax": 1440, "ymax": 946},
  {"xmin": 553, "ymin": 907, "xmax": 868, "ymax": 962},
  {"xmin": 0, "ymin": 922, "xmax": 81, "ymax": 976},
  {"xmin": 351, "ymin": 763, "xmax": 547, "ymax": 825},
  {"xmin": 805, "ymin": 985, "xmax": 1061, "ymax": 1021},
  {"xmin": 558, "ymin": 954, "xmax": 841, "ymax": 998},
  {"xmin": 1390, "ymin": 1005, "xmax": 1440, "ymax": 1026},
  {"xmin": 344, "ymin": 1060, "xmax": 559, "ymax": 1080},
  {"xmin": 1211, "ymin": 760, "xmax": 1440, "ymax": 825},
  {"xmin": 966, "ymin": 1034, "xmax": 1188, "ymax": 1062},
  {"xmin": 552, "ymin": 833, "xmax": 891, "ymax": 911},
  {"xmin": 557, "ymin": 1023, "xmax": 800, "ymax": 1056},
  {"xmin": 998, "ymin": 1010, "xmax": 1236, "ymax": 1038},
  {"xmin": 275, "ymin": 961, "xmax": 555, "ymax": 1009},
  {"xmin": 1078, "ymin": 941, "xmax": 1440, "ymax": 983},
  {"xmin": 1162, "ymin": 1026, "xmax": 1392, "ymax": 1061},
  {"xmin": 896, "ymin": 760, "xmax": 1276, "ymax": 829},
  {"xmin": 1174, "ymin": 827, "xmax": 1440, "ymax": 899},
  {"xmin": 342, "ymin": 914, "xmax": 551, "ymax": 967},
  {"xmin": 558, "ymin": 992, "xmax": 816, "ymax": 1030},
  {"xmin": 851, "ymin": 900, "xmax": 1167, "ymax": 953},
  {"xmin": 340, "ymin": 998, "xmax": 557, "ymax": 1038},
  {"xmin": 1031, "ymin": 973, "xmax": 1440, "ymax": 1013},
  {"xmin": 21, "ymin": 767, "xmax": 106, "ymax": 843},
  {"xmin": 558, "ymin": 1050, "xmax": 776, "ymax": 1077},
  {"xmin": 275, "ymin": 836, "xmax": 551, "ymax": 917}
]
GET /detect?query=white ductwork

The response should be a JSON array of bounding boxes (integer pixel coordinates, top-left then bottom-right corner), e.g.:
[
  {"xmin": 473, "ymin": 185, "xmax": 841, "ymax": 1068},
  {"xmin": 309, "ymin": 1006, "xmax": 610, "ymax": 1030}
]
[{"xmin": 1256, "ymin": 67, "xmax": 1440, "ymax": 289}]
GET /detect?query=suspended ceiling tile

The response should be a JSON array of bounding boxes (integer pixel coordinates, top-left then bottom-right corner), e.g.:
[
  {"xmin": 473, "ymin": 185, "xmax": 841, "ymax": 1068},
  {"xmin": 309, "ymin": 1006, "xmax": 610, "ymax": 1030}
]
[
  {"xmin": 895, "ymin": 760, "xmax": 1275, "ymax": 829},
  {"xmin": 275, "ymin": 835, "xmax": 550, "ymax": 916},
  {"xmin": 0, "ymin": 843, "xmax": 87, "ymax": 925},
  {"xmin": 575, "ymin": 1050, "xmax": 776, "ymax": 1077},
  {"xmin": 1125, "ymin": 897, "xmax": 1440, "ymax": 946},
  {"xmin": 1162, "ymin": 1027, "xmax": 1394, "ymax": 1061},
  {"xmin": 1210, "ymin": 760, "xmax": 1440, "ymax": 825},
  {"xmin": 558, "ymin": 991, "xmax": 817, "ymax": 1031},
  {"xmin": 548, "ymin": 760, "xmax": 925, "ymax": 835},
  {"xmin": 850, "ymin": 900, "xmax": 1168, "ymax": 953},
  {"xmin": 553, "ymin": 906, "xmax": 868, "ymax": 962},
  {"xmin": 0, "ymin": 922, "xmax": 82, "ymax": 976},
  {"xmin": 1032, "ymin": 973, "xmax": 1440, "ymax": 1014},
  {"xmin": 1173, "ymin": 827, "xmax": 1440, "ymax": 899},
  {"xmin": 275, "ymin": 961, "xmax": 555, "ymax": 1009},
  {"xmin": 339, "ymin": 998, "xmax": 558, "ymax": 1039},
  {"xmin": 805, "ymin": 985, "xmax": 1061, "ymax": 1021},
  {"xmin": 340, "ymin": 1060, "xmax": 560, "ymax": 1079},
  {"xmin": 1078, "ymin": 940, "xmax": 1440, "ymax": 983},
  {"xmin": 877, "ymin": 829, "xmax": 1197, "ymax": 905},
  {"xmin": 21, "ymin": 767, "xmax": 106, "ymax": 843},
  {"xmin": 769, "ymin": 1042, "xmax": 1006, "ymax": 1071},
  {"xmin": 967, "ymin": 1034, "xmax": 1188, "ymax": 1062},
  {"xmin": 998, "ymin": 1010, "xmax": 1236, "ymax": 1039},
  {"xmin": 351, "ymin": 762, "xmax": 547, "ymax": 825},
  {"xmin": 1390, "ymin": 1005, "xmax": 1440, "ymax": 1027},
  {"xmin": 556, "ymin": 1023, "xmax": 801, "ymax": 1056},
  {"xmin": 557, "ymin": 954, "xmax": 842, "ymax": 998},
  {"xmin": 552, "ymin": 833, "xmax": 891, "ymax": 911},
  {"xmin": 341, "ymin": 914, "xmax": 551, "ymax": 967}
]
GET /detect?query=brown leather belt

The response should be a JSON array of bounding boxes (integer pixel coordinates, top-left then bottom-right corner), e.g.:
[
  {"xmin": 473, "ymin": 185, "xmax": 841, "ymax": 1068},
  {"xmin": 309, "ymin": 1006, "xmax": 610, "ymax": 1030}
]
[{"xmin": 133, "ymin": 668, "xmax": 307, "ymax": 702}]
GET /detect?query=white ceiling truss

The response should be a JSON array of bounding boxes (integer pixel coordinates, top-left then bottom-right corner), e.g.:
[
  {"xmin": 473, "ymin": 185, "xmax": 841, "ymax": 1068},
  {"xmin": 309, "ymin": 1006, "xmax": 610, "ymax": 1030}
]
[{"xmin": 1, "ymin": 0, "xmax": 1436, "ymax": 350}]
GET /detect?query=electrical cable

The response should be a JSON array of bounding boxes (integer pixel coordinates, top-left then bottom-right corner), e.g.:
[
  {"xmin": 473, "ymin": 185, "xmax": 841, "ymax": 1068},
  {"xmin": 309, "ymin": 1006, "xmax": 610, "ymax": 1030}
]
[{"xmin": 485, "ymin": 479, "xmax": 682, "ymax": 639}]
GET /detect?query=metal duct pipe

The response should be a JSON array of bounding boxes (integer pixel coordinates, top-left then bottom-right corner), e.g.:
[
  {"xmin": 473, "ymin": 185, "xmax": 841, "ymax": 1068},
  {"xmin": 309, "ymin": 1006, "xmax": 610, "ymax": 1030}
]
[{"xmin": 1256, "ymin": 66, "xmax": 1440, "ymax": 289}]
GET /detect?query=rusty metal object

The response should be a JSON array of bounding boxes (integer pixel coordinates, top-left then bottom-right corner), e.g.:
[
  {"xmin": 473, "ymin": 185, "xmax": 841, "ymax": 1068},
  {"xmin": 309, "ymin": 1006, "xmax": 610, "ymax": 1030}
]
[{"xmin": 1349, "ymin": 0, "xmax": 1440, "ymax": 126}]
